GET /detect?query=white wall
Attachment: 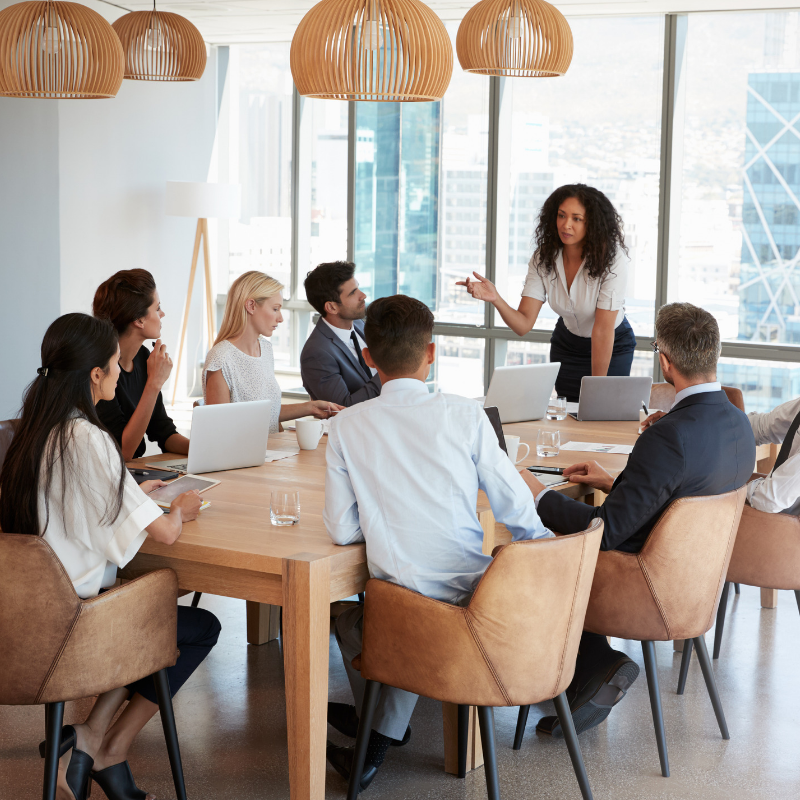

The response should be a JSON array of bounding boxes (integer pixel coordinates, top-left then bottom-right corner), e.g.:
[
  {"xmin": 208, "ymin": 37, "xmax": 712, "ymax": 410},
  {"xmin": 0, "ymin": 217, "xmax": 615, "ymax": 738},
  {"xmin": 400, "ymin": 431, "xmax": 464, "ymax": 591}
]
[{"xmin": 0, "ymin": 36, "xmax": 219, "ymax": 418}]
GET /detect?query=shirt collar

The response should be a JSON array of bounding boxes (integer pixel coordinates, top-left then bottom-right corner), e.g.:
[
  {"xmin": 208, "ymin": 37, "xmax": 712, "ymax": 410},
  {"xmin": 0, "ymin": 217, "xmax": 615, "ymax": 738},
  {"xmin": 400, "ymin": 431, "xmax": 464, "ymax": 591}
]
[
  {"xmin": 379, "ymin": 378, "xmax": 430, "ymax": 396},
  {"xmin": 322, "ymin": 316, "xmax": 356, "ymax": 344},
  {"xmin": 672, "ymin": 381, "xmax": 721, "ymax": 408}
]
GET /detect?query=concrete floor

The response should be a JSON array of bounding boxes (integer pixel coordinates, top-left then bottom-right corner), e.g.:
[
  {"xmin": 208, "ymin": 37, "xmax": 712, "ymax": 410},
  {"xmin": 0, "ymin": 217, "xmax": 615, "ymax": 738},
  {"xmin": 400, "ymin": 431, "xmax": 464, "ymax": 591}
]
[{"xmin": 3, "ymin": 584, "xmax": 799, "ymax": 800}]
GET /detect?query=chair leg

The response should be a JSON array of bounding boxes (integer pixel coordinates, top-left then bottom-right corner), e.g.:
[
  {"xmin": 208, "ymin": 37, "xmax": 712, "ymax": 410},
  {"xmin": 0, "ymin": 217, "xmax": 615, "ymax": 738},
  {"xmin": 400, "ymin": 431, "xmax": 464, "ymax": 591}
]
[
  {"xmin": 190, "ymin": 592, "xmax": 202, "ymax": 608},
  {"xmin": 676, "ymin": 638, "xmax": 694, "ymax": 695},
  {"xmin": 153, "ymin": 669, "xmax": 188, "ymax": 800},
  {"xmin": 457, "ymin": 704, "xmax": 469, "ymax": 778},
  {"xmin": 347, "ymin": 680, "xmax": 381, "ymax": 800},
  {"xmin": 513, "ymin": 705, "xmax": 530, "ymax": 751},
  {"xmin": 42, "ymin": 702, "xmax": 64, "ymax": 800},
  {"xmin": 713, "ymin": 581, "xmax": 731, "ymax": 660},
  {"xmin": 641, "ymin": 641, "xmax": 669, "ymax": 778},
  {"xmin": 795, "ymin": 590, "xmax": 800, "ymax": 615},
  {"xmin": 734, "ymin": 583, "xmax": 740, "ymax": 595},
  {"xmin": 554, "ymin": 692, "xmax": 593, "ymax": 800},
  {"xmin": 693, "ymin": 635, "xmax": 730, "ymax": 740},
  {"xmin": 477, "ymin": 707, "xmax": 500, "ymax": 800}
]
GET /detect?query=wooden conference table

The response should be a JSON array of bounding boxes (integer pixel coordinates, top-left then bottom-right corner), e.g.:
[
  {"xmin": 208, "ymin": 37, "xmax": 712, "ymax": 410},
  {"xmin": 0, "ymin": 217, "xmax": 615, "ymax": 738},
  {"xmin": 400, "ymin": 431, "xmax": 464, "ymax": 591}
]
[{"xmin": 125, "ymin": 415, "xmax": 775, "ymax": 800}]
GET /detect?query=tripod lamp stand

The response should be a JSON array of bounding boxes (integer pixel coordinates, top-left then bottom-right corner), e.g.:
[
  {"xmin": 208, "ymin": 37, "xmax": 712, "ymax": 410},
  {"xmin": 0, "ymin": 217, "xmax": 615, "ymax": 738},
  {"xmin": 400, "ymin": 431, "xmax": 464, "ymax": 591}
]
[{"xmin": 166, "ymin": 181, "xmax": 241, "ymax": 404}]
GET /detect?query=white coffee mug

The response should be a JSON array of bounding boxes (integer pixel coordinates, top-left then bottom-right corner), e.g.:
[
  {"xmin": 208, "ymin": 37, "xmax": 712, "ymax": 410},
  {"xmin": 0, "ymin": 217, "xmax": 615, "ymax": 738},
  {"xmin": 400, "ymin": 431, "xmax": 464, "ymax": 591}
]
[
  {"xmin": 504, "ymin": 435, "xmax": 530, "ymax": 465},
  {"xmin": 296, "ymin": 418, "xmax": 324, "ymax": 450}
]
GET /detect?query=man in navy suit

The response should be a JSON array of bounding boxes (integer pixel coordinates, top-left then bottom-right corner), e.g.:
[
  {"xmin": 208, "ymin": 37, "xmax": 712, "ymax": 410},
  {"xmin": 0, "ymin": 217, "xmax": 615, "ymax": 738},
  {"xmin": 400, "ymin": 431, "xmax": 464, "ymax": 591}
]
[
  {"xmin": 301, "ymin": 261, "xmax": 382, "ymax": 407},
  {"xmin": 522, "ymin": 302, "xmax": 756, "ymax": 738}
]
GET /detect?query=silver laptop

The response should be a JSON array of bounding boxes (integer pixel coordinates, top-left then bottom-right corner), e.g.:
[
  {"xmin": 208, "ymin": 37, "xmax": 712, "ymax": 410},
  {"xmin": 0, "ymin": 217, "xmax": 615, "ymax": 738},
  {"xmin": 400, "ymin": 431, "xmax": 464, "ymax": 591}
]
[
  {"xmin": 483, "ymin": 363, "xmax": 561, "ymax": 424},
  {"xmin": 158, "ymin": 400, "xmax": 271, "ymax": 474},
  {"xmin": 573, "ymin": 376, "xmax": 653, "ymax": 421}
]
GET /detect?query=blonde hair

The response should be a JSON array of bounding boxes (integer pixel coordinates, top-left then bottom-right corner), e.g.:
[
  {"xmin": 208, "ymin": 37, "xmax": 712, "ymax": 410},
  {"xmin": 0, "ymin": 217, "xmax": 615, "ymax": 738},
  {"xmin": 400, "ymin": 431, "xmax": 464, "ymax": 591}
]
[{"xmin": 215, "ymin": 271, "xmax": 285, "ymax": 345}]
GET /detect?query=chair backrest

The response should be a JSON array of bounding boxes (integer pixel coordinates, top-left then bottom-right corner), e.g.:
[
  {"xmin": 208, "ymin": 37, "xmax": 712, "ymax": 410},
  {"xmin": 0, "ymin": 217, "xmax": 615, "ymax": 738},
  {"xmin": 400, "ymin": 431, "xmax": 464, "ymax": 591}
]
[
  {"xmin": 0, "ymin": 418, "xmax": 19, "ymax": 474},
  {"xmin": 649, "ymin": 383, "xmax": 745, "ymax": 413},
  {"xmin": 0, "ymin": 534, "xmax": 83, "ymax": 705},
  {"xmin": 585, "ymin": 487, "xmax": 747, "ymax": 641}
]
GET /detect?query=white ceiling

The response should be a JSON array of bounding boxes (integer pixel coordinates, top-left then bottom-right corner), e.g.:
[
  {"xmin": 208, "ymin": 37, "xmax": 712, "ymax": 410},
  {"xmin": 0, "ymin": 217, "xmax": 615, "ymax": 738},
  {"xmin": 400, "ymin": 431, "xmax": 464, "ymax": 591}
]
[{"xmin": 91, "ymin": 0, "xmax": 800, "ymax": 45}]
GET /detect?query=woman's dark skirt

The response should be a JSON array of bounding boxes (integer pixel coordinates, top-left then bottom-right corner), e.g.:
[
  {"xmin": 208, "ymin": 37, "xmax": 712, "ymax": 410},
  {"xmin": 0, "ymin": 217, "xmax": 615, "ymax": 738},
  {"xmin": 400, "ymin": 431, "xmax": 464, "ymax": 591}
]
[{"xmin": 549, "ymin": 316, "xmax": 636, "ymax": 403}]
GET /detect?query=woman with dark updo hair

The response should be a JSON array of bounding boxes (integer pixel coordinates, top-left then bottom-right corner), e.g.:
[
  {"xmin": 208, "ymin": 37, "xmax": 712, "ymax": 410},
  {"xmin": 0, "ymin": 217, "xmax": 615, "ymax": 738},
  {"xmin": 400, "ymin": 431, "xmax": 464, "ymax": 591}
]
[{"xmin": 458, "ymin": 184, "xmax": 635, "ymax": 402}]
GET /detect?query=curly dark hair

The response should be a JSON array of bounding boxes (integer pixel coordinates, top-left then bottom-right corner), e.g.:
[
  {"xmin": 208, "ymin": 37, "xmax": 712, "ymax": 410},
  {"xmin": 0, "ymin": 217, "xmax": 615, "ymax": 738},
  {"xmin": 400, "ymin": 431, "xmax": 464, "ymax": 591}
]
[{"xmin": 532, "ymin": 184, "xmax": 628, "ymax": 281}]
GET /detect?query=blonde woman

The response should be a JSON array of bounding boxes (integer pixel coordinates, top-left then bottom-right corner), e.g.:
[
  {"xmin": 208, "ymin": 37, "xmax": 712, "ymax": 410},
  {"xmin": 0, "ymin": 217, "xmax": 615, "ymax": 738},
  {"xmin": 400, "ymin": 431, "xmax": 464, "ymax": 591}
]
[{"xmin": 203, "ymin": 271, "xmax": 343, "ymax": 432}]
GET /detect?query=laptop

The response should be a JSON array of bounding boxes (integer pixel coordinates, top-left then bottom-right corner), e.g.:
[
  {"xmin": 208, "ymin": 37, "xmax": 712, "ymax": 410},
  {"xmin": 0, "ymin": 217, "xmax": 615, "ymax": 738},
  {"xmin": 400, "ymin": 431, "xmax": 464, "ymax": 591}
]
[
  {"xmin": 482, "ymin": 363, "xmax": 561, "ymax": 424},
  {"xmin": 571, "ymin": 376, "xmax": 653, "ymax": 421},
  {"xmin": 157, "ymin": 400, "xmax": 272, "ymax": 474}
]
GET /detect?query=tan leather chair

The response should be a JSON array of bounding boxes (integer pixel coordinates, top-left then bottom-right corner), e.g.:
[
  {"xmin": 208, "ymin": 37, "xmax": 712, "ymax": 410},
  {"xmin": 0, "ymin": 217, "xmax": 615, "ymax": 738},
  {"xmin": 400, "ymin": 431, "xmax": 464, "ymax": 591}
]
[
  {"xmin": 649, "ymin": 383, "xmax": 745, "ymax": 413},
  {"xmin": 517, "ymin": 489, "xmax": 746, "ymax": 779},
  {"xmin": 678, "ymin": 504, "xmax": 800, "ymax": 685},
  {"xmin": 0, "ymin": 534, "xmax": 188, "ymax": 800},
  {"xmin": 0, "ymin": 418, "xmax": 18, "ymax": 473},
  {"xmin": 347, "ymin": 522, "xmax": 604, "ymax": 800}
]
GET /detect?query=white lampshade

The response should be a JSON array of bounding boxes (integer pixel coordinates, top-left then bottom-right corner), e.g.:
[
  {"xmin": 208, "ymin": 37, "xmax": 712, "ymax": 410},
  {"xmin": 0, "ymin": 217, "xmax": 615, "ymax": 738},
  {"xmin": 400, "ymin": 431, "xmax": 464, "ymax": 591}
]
[{"xmin": 166, "ymin": 181, "xmax": 241, "ymax": 219}]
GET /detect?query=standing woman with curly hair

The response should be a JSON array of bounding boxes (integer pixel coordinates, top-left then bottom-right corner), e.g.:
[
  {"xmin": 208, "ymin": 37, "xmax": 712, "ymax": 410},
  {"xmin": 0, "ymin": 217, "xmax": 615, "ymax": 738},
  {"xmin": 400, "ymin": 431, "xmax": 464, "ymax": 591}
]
[{"xmin": 458, "ymin": 184, "xmax": 635, "ymax": 402}]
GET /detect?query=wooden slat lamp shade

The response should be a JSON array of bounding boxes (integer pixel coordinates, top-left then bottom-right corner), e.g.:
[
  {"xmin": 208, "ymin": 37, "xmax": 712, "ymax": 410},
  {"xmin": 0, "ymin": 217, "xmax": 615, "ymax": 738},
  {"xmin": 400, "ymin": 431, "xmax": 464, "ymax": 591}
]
[
  {"xmin": 0, "ymin": 0, "xmax": 124, "ymax": 98},
  {"xmin": 112, "ymin": 11, "xmax": 206, "ymax": 81},
  {"xmin": 290, "ymin": 0, "xmax": 453, "ymax": 102},
  {"xmin": 456, "ymin": 0, "xmax": 572, "ymax": 77}
]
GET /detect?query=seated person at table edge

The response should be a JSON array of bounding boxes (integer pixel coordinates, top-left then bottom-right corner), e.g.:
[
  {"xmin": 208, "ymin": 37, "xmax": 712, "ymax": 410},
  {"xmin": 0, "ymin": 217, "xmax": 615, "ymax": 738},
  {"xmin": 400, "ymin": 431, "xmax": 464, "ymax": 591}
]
[
  {"xmin": 521, "ymin": 301, "xmax": 755, "ymax": 739},
  {"xmin": 323, "ymin": 294, "xmax": 552, "ymax": 791},
  {"xmin": 93, "ymin": 269, "xmax": 189, "ymax": 461},
  {"xmin": 300, "ymin": 260, "xmax": 382, "ymax": 407},
  {"xmin": 744, "ymin": 396, "xmax": 800, "ymax": 514},
  {"xmin": 0, "ymin": 313, "xmax": 219, "ymax": 800},
  {"xmin": 203, "ymin": 270, "xmax": 342, "ymax": 431}
]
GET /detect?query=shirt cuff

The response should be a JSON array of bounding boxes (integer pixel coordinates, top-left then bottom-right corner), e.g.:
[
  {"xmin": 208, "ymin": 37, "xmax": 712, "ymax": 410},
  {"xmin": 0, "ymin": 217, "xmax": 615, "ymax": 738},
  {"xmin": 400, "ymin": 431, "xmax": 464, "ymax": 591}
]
[
  {"xmin": 105, "ymin": 497, "xmax": 163, "ymax": 568},
  {"xmin": 534, "ymin": 487, "xmax": 550, "ymax": 508}
]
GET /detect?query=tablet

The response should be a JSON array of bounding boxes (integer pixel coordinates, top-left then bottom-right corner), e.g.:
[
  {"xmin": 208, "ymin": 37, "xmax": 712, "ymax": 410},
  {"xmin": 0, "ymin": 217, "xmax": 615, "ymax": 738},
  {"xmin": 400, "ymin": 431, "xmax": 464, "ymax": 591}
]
[{"xmin": 146, "ymin": 474, "xmax": 220, "ymax": 508}]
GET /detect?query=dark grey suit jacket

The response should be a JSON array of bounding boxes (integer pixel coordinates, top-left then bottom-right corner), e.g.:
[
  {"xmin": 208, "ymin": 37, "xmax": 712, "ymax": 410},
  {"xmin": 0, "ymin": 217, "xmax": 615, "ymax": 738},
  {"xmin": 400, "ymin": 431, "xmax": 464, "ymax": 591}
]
[
  {"xmin": 537, "ymin": 390, "xmax": 756, "ymax": 553},
  {"xmin": 300, "ymin": 318, "xmax": 382, "ymax": 407}
]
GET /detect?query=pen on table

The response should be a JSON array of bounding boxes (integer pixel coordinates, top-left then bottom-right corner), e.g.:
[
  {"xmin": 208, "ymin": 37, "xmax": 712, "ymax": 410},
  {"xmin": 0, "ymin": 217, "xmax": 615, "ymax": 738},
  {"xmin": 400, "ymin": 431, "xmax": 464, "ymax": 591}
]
[
  {"xmin": 130, "ymin": 469, "xmax": 153, "ymax": 477},
  {"xmin": 642, "ymin": 402, "xmax": 648, "ymax": 416}
]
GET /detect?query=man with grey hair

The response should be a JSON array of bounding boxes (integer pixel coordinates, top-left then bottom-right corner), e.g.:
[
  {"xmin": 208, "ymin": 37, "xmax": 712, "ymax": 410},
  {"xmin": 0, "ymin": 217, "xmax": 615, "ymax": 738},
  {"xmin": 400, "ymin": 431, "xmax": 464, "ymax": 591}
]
[{"xmin": 521, "ymin": 301, "xmax": 755, "ymax": 738}]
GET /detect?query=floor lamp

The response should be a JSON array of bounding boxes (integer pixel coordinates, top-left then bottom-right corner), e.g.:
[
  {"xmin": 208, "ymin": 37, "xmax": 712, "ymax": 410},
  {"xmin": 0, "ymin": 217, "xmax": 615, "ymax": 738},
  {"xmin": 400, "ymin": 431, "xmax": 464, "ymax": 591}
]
[{"xmin": 166, "ymin": 181, "xmax": 241, "ymax": 405}]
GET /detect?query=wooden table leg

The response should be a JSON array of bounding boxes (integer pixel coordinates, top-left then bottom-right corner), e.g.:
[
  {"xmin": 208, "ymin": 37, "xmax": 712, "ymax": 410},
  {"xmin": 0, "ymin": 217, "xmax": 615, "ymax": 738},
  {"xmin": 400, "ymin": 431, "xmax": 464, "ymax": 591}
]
[
  {"xmin": 246, "ymin": 602, "xmax": 281, "ymax": 645},
  {"xmin": 761, "ymin": 588, "xmax": 778, "ymax": 608},
  {"xmin": 282, "ymin": 553, "xmax": 331, "ymax": 800},
  {"xmin": 442, "ymin": 703, "xmax": 484, "ymax": 775},
  {"xmin": 673, "ymin": 640, "xmax": 685, "ymax": 652},
  {"xmin": 479, "ymin": 510, "xmax": 496, "ymax": 555}
]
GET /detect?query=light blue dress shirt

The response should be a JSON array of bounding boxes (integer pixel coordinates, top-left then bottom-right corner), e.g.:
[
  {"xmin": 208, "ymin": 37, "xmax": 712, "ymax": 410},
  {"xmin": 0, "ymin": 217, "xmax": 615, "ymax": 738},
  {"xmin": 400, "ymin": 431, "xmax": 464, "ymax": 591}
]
[{"xmin": 323, "ymin": 378, "xmax": 553, "ymax": 605}]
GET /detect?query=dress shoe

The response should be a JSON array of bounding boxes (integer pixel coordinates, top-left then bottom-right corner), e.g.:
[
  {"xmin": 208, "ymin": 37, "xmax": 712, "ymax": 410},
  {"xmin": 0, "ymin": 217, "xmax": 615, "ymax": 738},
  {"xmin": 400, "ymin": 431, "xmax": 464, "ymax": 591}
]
[
  {"xmin": 536, "ymin": 655, "xmax": 640, "ymax": 738},
  {"xmin": 326, "ymin": 742, "xmax": 379, "ymax": 793},
  {"xmin": 327, "ymin": 703, "xmax": 411, "ymax": 746}
]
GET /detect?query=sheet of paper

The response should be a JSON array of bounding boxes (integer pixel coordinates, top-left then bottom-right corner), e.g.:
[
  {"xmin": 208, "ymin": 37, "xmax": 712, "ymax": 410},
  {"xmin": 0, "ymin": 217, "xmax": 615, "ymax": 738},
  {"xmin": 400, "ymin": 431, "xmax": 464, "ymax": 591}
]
[
  {"xmin": 566, "ymin": 402, "xmax": 580, "ymax": 414},
  {"xmin": 559, "ymin": 441, "xmax": 634, "ymax": 455},
  {"xmin": 265, "ymin": 449, "xmax": 300, "ymax": 463}
]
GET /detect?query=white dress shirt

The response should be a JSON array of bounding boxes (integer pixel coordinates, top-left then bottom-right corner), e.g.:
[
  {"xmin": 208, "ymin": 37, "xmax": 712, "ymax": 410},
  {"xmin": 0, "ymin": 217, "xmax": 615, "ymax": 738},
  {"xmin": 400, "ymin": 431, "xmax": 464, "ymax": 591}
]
[
  {"xmin": 322, "ymin": 317, "xmax": 377, "ymax": 376},
  {"xmin": 40, "ymin": 418, "xmax": 162, "ymax": 599},
  {"xmin": 323, "ymin": 379, "xmax": 552, "ymax": 604},
  {"xmin": 521, "ymin": 249, "xmax": 629, "ymax": 337},
  {"xmin": 747, "ymin": 396, "xmax": 800, "ymax": 515},
  {"xmin": 672, "ymin": 381, "xmax": 721, "ymax": 407}
]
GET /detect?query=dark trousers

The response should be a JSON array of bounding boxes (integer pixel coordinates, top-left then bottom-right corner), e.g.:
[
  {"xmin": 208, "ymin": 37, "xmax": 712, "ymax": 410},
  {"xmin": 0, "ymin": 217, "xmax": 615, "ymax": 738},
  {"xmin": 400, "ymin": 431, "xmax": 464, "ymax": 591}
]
[
  {"xmin": 550, "ymin": 316, "xmax": 636, "ymax": 403},
  {"xmin": 126, "ymin": 606, "xmax": 221, "ymax": 704}
]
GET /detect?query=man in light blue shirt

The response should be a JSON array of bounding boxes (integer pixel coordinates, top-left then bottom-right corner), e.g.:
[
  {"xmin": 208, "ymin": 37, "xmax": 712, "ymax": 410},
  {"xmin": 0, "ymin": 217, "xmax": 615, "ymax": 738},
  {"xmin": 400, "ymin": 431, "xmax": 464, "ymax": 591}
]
[{"xmin": 323, "ymin": 294, "xmax": 551, "ymax": 791}]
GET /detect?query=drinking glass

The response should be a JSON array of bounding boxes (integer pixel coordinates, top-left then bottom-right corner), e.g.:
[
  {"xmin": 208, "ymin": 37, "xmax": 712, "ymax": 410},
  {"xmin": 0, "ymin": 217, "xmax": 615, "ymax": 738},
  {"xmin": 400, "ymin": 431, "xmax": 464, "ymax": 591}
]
[
  {"xmin": 546, "ymin": 396, "xmax": 568, "ymax": 421},
  {"xmin": 270, "ymin": 489, "xmax": 300, "ymax": 526},
  {"xmin": 536, "ymin": 429, "xmax": 560, "ymax": 458}
]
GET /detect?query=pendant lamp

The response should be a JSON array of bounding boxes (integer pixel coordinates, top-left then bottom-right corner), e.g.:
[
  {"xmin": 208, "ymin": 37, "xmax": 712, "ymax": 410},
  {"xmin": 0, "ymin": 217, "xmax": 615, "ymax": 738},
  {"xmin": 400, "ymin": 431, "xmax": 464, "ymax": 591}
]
[
  {"xmin": 290, "ymin": 0, "xmax": 452, "ymax": 102},
  {"xmin": 112, "ymin": 6, "xmax": 206, "ymax": 81},
  {"xmin": 456, "ymin": 0, "xmax": 572, "ymax": 77},
  {"xmin": 0, "ymin": 0, "xmax": 124, "ymax": 98}
]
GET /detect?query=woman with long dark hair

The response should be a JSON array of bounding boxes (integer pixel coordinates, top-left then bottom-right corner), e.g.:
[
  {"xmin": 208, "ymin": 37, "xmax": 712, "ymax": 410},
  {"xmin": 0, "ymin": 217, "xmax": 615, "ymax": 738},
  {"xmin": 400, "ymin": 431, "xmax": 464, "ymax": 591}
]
[
  {"xmin": 458, "ymin": 184, "xmax": 635, "ymax": 402},
  {"xmin": 0, "ymin": 313, "xmax": 220, "ymax": 800},
  {"xmin": 93, "ymin": 269, "xmax": 189, "ymax": 461}
]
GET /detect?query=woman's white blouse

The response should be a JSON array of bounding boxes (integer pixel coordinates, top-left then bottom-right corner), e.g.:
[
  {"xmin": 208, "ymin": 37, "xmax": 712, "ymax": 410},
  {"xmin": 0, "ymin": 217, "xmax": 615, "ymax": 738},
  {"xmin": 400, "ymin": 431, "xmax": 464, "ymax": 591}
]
[
  {"xmin": 202, "ymin": 338, "xmax": 282, "ymax": 434},
  {"xmin": 521, "ymin": 249, "xmax": 629, "ymax": 337},
  {"xmin": 40, "ymin": 418, "xmax": 162, "ymax": 599}
]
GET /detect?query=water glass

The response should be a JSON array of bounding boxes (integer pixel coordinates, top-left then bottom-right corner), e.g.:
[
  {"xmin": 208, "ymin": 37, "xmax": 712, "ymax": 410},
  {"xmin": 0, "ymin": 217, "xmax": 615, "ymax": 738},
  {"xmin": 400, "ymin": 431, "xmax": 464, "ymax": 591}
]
[
  {"xmin": 536, "ymin": 429, "xmax": 560, "ymax": 458},
  {"xmin": 270, "ymin": 489, "xmax": 300, "ymax": 526},
  {"xmin": 546, "ymin": 396, "xmax": 568, "ymax": 421}
]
